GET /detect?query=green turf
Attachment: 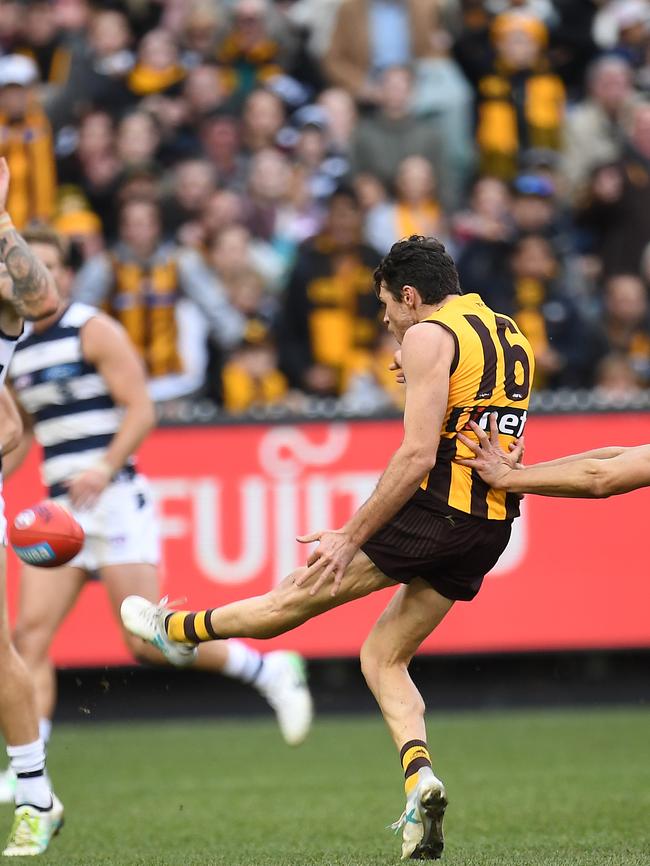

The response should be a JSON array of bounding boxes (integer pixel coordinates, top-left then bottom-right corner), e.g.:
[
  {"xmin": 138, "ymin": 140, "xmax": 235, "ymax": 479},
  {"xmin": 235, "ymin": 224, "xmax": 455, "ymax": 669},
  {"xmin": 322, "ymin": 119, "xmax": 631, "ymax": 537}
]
[{"xmin": 7, "ymin": 707, "xmax": 649, "ymax": 865}]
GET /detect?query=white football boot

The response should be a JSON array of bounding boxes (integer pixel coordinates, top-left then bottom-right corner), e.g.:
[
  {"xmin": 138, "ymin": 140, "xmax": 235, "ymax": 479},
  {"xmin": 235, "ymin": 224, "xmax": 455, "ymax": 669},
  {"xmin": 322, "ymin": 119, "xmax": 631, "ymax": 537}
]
[
  {"xmin": 120, "ymin": 596, "xmax": 198, "ymax": 667},
  {"xmin": 3, "ymin": 794, "xmax": 64, "ymax": 857},
  {"xmin": 255, "ymin": 652, "xmax": 314, "ymax": 746},
  {"xmin": 390, "ymin": 769, "xmax": 447, "ymax": 860},
  {"xmin": 0, "ymin": 770, "xmax": 16, "ymax": 805}
]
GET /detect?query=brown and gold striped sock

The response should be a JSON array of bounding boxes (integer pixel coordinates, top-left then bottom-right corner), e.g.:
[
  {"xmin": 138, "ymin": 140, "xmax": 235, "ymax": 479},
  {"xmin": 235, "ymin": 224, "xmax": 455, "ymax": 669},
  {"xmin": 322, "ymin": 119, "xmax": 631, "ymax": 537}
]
[
  {"xmin": 164, "ymin": 610, "xmax": 221, "ymax": 643},
  {"xmin": 400, "ymin": 739, "xmax": 432, "ymax": 796}
]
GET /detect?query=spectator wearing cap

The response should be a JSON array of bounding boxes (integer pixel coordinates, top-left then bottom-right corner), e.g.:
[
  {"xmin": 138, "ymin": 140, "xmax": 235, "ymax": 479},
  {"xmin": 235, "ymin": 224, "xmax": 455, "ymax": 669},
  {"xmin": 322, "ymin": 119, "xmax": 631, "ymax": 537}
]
[
  {"xmin": 0, "ymin": 54, "xmax": 56, "ymax": 229},
  {"xmin": 350, "ymin": 66, "xmax": 457, "ymax": 209},
  {"xmin": 474, "ymin": 11, "xmax": 565, "ymax": 180},
  {"xmin": 323, "ymin": 0, "xmax": 444, "ymax": 105},
  {"xmin": 73, "ymin": 198, "xmax": 246, "ymax": 402},
  {"xmin": 52, "ymin": 186, "xmax": 104, "ymax": 262},
  {"xmin": 577, "ymin": 101, "xmax": 650, "ymax": 277},
  {"xmin": 365, "ymin": 155, "xmax": 445, "ymax": 253},
  {"xmin": 278, "ymin": 186, "xmax": 382, "ymax": 396},
  {"xmin": 562, "ymin": 56, "xmax": 638, "ymax": 201},
  {"xmin": 290, "ymin": 105, "xmax": 349, "ymax": 203}
]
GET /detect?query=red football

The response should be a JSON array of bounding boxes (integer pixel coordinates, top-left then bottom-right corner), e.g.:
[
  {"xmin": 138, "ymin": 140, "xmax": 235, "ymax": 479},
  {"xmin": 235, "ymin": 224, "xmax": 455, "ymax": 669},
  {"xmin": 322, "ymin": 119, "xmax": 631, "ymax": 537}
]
[{"xmin": 9, "ymin": 501, "xmax": 84, "ymax": 568}]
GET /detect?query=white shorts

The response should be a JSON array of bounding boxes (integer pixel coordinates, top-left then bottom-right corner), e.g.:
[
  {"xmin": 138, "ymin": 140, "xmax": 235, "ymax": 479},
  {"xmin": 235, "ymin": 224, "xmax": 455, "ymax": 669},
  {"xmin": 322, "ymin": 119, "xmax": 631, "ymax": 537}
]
[{"xmin": 55, "ymin": 474, "xmax": 160, "ymax": 573}]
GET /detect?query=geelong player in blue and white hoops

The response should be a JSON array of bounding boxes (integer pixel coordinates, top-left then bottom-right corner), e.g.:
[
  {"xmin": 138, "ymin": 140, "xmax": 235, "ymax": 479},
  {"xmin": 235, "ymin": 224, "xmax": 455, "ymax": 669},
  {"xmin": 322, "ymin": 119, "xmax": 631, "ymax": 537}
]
[
  {"xmin": 0, "ymin": 157, "xmax": 64, "ymax": 856},
  {"xmin": 0, "ymin": 226, "xmax": 312, "ymax": 807}
]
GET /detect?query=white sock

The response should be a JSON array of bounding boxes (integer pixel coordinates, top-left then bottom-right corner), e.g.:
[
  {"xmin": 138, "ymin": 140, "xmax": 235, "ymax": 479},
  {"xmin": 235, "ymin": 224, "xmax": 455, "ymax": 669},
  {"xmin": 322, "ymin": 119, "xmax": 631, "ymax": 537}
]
[
  {"xmin": 222, "ymin": 640, "xmax": 264, "ymax": 685},
  {"xmin": 7, "ymin": 740, "xmax": 52, "ymax": 810},
  {"xmin": 38, "ymin": 718, "xmax": 52, "ymax": 746}
]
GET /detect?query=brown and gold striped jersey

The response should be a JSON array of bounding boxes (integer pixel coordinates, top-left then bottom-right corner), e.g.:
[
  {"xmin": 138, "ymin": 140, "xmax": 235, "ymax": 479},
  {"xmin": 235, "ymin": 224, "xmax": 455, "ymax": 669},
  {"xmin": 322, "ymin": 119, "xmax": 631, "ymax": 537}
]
[{"xmin": 421, "ymin": 292, "xmax": 535, "ymax": 521}]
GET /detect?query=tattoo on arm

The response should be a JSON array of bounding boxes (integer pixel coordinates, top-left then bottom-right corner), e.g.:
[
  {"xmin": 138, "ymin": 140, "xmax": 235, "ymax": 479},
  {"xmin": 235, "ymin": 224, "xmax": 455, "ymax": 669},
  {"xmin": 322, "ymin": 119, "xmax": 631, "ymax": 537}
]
[{"xmin": 0, "ymin": 231, "xmax": 53, "ymax": 318}]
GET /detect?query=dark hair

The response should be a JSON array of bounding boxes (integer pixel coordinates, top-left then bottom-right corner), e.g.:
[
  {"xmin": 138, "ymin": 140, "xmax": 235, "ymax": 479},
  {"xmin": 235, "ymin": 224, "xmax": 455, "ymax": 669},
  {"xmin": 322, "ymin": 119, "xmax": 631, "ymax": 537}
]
[
  {"xmin": 329, "ymin": 182, "xmax": 360, "ymax": 209},
  {"xmin": 374, "ymin": 235, "xmax": 461, "ymax": 303},
  {"xmin": 22, "ymin": 227, "xmax": 67, "ymax": 263}
]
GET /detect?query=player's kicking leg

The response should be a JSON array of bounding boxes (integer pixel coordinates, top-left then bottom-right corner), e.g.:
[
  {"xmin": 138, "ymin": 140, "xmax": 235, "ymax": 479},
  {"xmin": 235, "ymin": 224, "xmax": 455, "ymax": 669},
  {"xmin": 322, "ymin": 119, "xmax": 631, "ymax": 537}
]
[
  {"xmin": 121, "ymin": 554, "xmax": 453, "ymax": 859},
  {"xmin": 360, "ymin": 580, "xmax": 453, "ymax": 860},
  {"xmin": 102, "ymin": 564, "xmax": 314, "ymax": 746},
  {"xmin": 0, "ymin": 548, "xmax": 63, "ymax": 856}
]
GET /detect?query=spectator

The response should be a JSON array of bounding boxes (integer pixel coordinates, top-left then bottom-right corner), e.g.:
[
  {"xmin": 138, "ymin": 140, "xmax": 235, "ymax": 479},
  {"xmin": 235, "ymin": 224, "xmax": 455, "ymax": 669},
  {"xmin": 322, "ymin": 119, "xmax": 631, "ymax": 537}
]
[
  {"xmin": 453, "ymin": 176, "xmax": 511, "ymax": 248},
  {"xmin": 0, "ymin": 54, "xmax": 56, "ymax": 228},
  {"xmin": 317, "ymin": 87, "xmax": 358, "ymax": 155},
  {"xmin": 562, "ymin": 56, "xmax": 637, "ymax": 200},
  {"xmin": 52, "ymin": 186, "xmax": 104, "ymax": 261},
  {"xmin": 15, "ymin": 0, "xmax": 73, "ymax": 89},
  {"xmin": 350, "ymin": 66, "xmax": 456, "ymax": 208},
  {"xmin": 278, "ymin": 186, "xmax": 382, "ymax": 395},
  {"xmin": 221, "ymin": 268, "xmax": 288, "ymax": 413},
  {"xmin": 73, "ymin": 198, "xmax": 245, "ymax": 402},
  {"xmin": 181, "ymin": 1, "xmax": 223, "ymax": 68},
  {"xmin": 162, "ymin": 158, "xmax": 217, "ymax": 239},
  {"xmin": 577, "ymin": 101, "xmax": 650, "ymax": 277},
  {"xmin": 593, "ymin": 274, "xmax": 650, "ymax": 385},
  {"xmin": 365, "ymin": 155, "xmax": 445, "ymax": 253},
  {"xmin": 183, "ymin": 65, "xmax": 236, "ymax": 126},
  {"xmin": 222, "ymin": 328, "xmax": 289, "ymax": 414},
  {"xmin": 484, "ymin": 234, "xmax": 597, "ymax": 389},
  {"xmin": 594, "ymin": 353, "xmax": 643, "ymax": 400},
  {"xmin": 127, "ymin": 28, "xmax": 186, "ymax": 98},
  {"xmin": 216, "ymin": 0, "xmax": 297, "ymax": 99},
  {"xmin": 206, "ymin": 222, "xmax": 285, "ymax": 293},
  {"xmin": 241, "ymin": 88, "xmax": 286, "ymax": 155},
  {"xmin": 245, "ymin": 148, "xmax": 300, "ymax": 268},
  {"xmin": 323, "ymin": 0, "xmax": 443, "ymax": 105},
  {"xmin": 475, "ymin": 12, "xmax": 565, "ymax": 180},
  {"xmin": 57, "ymin": 8, "xmax": 134, "ymax": 120},
  {"xmin": 200, "ymin": 112, "xmax": 247, "ymax": 190},
  {"xmin": 116, "ymin": 109, "xmax": 161, "ymax": 169}
]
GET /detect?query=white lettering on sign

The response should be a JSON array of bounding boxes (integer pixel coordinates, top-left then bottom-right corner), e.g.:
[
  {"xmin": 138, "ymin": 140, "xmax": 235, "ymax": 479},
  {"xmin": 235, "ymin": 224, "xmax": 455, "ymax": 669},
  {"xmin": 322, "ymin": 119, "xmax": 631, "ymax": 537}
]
[{"xmin": 149, "ymin": 424, "xmax": 527, "ymax": 588}]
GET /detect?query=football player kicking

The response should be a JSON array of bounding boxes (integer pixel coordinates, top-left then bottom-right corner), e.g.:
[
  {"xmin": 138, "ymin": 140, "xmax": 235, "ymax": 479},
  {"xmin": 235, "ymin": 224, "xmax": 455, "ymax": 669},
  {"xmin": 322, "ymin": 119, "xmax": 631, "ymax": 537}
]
[
  {"xmin": 122, "ymin": 236, "xmax": 536, "ymax": 860},
  {"xmin": 0, "ymin": 158, "xmax": 64, "ymax": 856},
  {"xmin": 0, "ymin": 227, "xmax": 312, "ymax": 806},
  {"xmin": 456, "ymin": 411, "xmax": 650, "ymax": 498}
]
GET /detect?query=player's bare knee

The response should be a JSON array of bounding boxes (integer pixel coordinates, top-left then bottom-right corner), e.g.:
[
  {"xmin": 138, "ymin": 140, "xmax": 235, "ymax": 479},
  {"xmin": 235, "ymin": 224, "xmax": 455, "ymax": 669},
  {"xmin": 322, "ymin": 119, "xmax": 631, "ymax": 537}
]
[
  {"xmin": 359, "ymin": 639, "xmax": 380, "ymax": 691},
  {"xmin": 13, "ymin": 620, "xmax": 51, "ymax": 662}
]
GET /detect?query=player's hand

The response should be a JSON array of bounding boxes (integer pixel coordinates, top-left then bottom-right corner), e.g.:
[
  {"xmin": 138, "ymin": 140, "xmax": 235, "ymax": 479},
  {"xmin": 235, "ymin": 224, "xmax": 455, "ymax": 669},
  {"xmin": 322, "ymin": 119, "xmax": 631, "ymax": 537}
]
[
  {"xmin": 295, "ymin": 529, "xmax": 358, "ymax": 597},
  {"xmin": 65, "ymin": 466, "xmax": 111, "ymax": 510},
  {"xmin": 455, "ymin": 413, "xmax": 523, "ymax": 489},
  {"xmin": 0, "ymin": 158, "xmax": 10, "ymax": 213},
  {"xmin": 389, "ymin": 350, "xmax": 405, "ymax": 384}
]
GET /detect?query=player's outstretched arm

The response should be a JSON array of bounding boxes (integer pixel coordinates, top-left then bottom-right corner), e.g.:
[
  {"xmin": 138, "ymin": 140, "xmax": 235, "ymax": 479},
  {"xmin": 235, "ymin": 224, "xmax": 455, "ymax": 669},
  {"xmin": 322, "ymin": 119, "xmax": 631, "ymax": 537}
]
[
  {"xmin": 457, "ymin": 414, "xmax": 650, "ymax": 498},
  {"xmin": 0, "ymin": 159, "xmax": 58, "ymax": 326},
  {"xmin": 296, "ymin": 322, "xmax": 454, "ymax": 595}
]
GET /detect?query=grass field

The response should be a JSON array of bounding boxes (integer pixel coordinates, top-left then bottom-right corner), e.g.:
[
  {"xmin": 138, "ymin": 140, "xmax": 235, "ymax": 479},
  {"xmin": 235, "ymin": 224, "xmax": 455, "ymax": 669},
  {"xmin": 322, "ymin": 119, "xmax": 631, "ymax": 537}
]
[{"xmin": 7, "ymin": 707, "xmax": 648, "ymax": 866}]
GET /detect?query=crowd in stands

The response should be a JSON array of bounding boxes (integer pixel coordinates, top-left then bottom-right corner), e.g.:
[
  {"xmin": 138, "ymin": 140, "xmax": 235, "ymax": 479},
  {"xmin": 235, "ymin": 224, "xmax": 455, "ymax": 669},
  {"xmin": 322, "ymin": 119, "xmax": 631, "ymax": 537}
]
[{"xmin": 2, "ymin": 0, "xmax": 650, "ymax": 415}]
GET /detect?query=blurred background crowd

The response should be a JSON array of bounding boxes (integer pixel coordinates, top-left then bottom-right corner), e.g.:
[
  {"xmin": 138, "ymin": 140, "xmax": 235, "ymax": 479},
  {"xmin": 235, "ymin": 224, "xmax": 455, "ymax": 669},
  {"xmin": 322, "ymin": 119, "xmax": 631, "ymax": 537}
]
[{"xmin": 2, "ymin": 0, "xmax": 650, "ymax": 415}]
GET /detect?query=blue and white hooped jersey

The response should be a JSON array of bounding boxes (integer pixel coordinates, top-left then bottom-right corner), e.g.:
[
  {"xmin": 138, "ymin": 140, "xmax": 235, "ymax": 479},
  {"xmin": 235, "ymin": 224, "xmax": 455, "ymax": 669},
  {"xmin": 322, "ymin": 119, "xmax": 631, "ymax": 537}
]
[{"xmin": 10, "ymin": 303, "xmax": 127, "ymax": 493}]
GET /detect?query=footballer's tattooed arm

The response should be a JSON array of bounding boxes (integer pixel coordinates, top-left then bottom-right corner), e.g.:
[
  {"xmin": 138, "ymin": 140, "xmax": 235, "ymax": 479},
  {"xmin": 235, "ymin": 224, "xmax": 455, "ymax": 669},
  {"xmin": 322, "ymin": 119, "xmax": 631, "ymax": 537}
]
[{"xmin": 0, "ymin": 158, "xmax": 59, "ymax": 330}]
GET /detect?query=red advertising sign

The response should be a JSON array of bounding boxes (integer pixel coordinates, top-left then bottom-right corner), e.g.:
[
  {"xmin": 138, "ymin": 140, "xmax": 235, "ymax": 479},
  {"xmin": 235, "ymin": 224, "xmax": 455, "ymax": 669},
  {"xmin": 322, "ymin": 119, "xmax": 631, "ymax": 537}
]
[{"xmin": 5, "ymin": 414, "xmax": 650, "ymax": 666}]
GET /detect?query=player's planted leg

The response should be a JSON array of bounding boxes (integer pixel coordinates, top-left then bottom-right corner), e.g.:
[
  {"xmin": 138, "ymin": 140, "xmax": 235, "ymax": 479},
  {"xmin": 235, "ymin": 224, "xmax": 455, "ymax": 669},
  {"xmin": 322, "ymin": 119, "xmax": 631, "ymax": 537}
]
[{"xmin": 360, "ymin": 580, "xmax": 453, "ymax": 860}]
